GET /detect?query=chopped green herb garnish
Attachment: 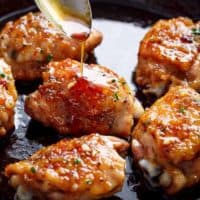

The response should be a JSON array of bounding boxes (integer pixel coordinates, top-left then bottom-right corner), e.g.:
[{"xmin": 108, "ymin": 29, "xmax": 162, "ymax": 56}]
[
  {"xmin": 111, "ymin": 79, "xmax": 116, "ymax": 83},
  {"xmin": 85, "ymin": 179, "xmax": 93, "ymax": 185},
  {"xmin": 0, "ymin": 73, "xmax": 5, "ymax": 78},
  {"xmin": 30, "ymin": 167, "xmax": 36, "ymax": 174},
  {"xmin": 113, "ymin": 93, "xmax": 119, "ymax": 101},
  {"xmin": 192, "ymin": 28, "xmax": 200, "ymax": 36},
  {"xmin": 179, "ymin": 107, "xmax": 186, "ymax": 114},
  {"xmin": 47, "ymin": 54, "xmax": 53, "ymax": 62},
  {"xmin": 74, "ymin": 158, "xmax": 81, "ymax": 164}
]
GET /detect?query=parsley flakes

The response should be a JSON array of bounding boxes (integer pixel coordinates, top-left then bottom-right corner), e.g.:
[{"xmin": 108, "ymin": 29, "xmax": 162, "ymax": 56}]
[
  {"xmin": 0, "ymin": 73, "xmax": 5, "ymax": 78},
  {"xmin": 74, "ymin": 158, "xmax": 81, "ymax": 164},
  {"xmin": 47, "ymin": 54, "xmax": 53, "ymax": 62},
  {"xmin": 179, "ymin": 107, "xmax": 186, "ymax": 114},
  {"xmin": 85, "ymin": 179, "xmax": 93, "ymax": 185},
  {"xmin": 192, "ymin": 28, "xmax": 200, "ymax": 36},
  {"xmin": 113, "ymin": 93, "xmax": 119, "ymax": 101},
  {"xmin": 30, "ymin": 167, "xmax": 37, "ymax": 174}
]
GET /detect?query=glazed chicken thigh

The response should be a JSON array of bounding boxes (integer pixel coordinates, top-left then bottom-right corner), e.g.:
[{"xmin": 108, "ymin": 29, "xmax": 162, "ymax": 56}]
[
  {"xmin": 25, "ymin": 58, "xmax": 143, "ymax": 137},
  {"xmin": 136, "ymin": 17, "xmax": 200, "ymax": 96},
  {"xmin": 132, "ymin": 85, "xmax": 200, "ymax": 194},
  {"xmin": 0, "ymin": 12, "xmax": 103, "ymax": 80},
  {"xmin": 5, "ymin": 133, "xmax": 129, "ymax": 200},
  {"xmin": 0, "ymin": 58, "xmax": 17, "ymax": 136}
]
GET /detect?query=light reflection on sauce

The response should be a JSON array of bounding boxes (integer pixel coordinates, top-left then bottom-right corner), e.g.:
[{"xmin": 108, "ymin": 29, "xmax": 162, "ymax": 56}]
[{"xmin": 70, "ymin": 62, "xmax": 119, "ymax": 88}]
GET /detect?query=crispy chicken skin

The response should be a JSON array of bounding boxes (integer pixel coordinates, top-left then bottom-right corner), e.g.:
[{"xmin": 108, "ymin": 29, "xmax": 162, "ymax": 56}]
[
  {"xmin": 25, "ymin": 58, "xmax": 143, "ymax": 137},
  {"xmin": 0, "ymin": 58, "xmax": 17, "ymax": 136},
  {"xmin": 132, "ymin": 85, "xmax": 200, "ymax": 194},
  {"xmin": 5, "ymin": 133, "xmax": 129, "ymax": 200},
  {"xmin": 0, "ymin": 12, "xmax": 103, "ymax": 81},
  {"xmin": 136, "ymin": 17, "xmax": 200, "ymax": 96}
]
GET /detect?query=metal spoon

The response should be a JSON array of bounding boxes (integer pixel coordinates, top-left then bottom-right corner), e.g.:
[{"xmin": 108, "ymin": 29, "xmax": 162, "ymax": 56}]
[{"xmin": 35, "ymin": 0, "xmax": 92, "ymax": 40}]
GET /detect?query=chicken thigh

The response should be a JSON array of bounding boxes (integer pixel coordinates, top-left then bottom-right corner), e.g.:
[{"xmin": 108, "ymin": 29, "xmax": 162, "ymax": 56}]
[
  {"xmin": 0, "ymin": 58, "xmax": 17, "ymax": 136},
  {"xmin": 136, "ymin": 17, "xmax": 200, "ymax": 97},
  {"xmin": 0, "ymin": 12, "xmax": 103, "ymax": 80},
  {"xmin": 25, "ymin": 58, "xmax": 143, "ymax": 137},
  {"xmin": 5, "ymin": 133, "xmax": 129, "ymax": 200},
  {"xmin": 132, "ymin": 85, "xmax": 200, "ymax": 194}
]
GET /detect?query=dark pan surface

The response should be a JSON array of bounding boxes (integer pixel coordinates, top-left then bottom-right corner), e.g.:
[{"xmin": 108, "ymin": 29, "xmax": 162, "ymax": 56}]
[
  {"xmin": 0, "ymin": 1, "xmax": 200, "ymax": 200},
  {"xmin": 92, "ymin": 0, "xmax": 200, "ymax": 20}
]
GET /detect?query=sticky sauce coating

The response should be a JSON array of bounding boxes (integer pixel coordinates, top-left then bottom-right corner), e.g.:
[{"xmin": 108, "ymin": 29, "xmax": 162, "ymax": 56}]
[
  {"xmin": 136, "ymin": 17, "xmax": 200, "ymax": 96},
  {"xmin": 0, "ymin": 12, "xmax": 102, "ymax": 80},
  {"xmin": 0, "ymin": 59, "xmax": 17, "ymax": 136},
  {"xmin": 132, "ymin": 85, "xmax": 200, "ymax": 194},
  {"xmin": 5, "ymin": 134, "xmax": 129, "ymax": 200},
  {"xmin": 25, "ymin": 58, "xmax": 141, "ymax": 137}
]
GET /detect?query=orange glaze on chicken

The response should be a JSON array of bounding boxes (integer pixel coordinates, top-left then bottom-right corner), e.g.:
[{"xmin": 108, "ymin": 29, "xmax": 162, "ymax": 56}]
[
  {"xmin": 136, "ymin": 17, "xmax": 200, "ymax": 96},
  {"xmin": 5, "ymin": 133, "xmax": 129, "ymax": 200},
  {"xmin": 132, "ymin": 85, "xmax": 200, "ymax": 194},
  {"xmin": 25, "ymin": 58, "xmax": 143, "ymax": 137},
  {"xmin": 0, "ymin": 58, "xmax": 17, "ymax": 136},
  {"xmin": 0, "ymin": 12, "xmax": 103, "ymax": 80}
]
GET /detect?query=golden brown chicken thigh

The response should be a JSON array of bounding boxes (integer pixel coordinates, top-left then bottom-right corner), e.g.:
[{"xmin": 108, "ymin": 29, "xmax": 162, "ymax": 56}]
[
  {"xmin": 136, "ymin": 17, "xmax": 200, "ymax": 96},
  {"xmin": 0, "ymin": 12, "xmax": 102, "ymax": 81},
  {"xmin": 5, "ymin": 133, "xmax": 129, "ymax": 200},
  {"xmin": 132, "ymin": 85, "xmax": 200, "ymax": 194},
  {"xmin": 25, "ymin": 58, "xmax": 143, "ymax": 137},
  {"xmin": 0, "ymin": 58, "xmax": 17, "ymax": 136}
]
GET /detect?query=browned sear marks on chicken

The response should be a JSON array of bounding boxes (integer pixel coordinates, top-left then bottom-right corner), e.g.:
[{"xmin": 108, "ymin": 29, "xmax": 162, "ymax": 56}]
[
  {"xmin": 136, "ymin": 17, "xmax": 200, "ymax": 96},
  {"xmin": 25, "ymin": 58, "xmax": 143, "ymax": 137},
  {"xmin": 5, "ymin": 133, "xmax": 129, "ymax": 200},
  {"xmin": 132, "ymin": 85, "xmax": 200, "ymax": 194},
  {"xmin": 0, "ymin": 58, "xmax": 17, "ymax": 136},
  {"xmin": 0, "ymin": 12, "xmax": 103, "ymax": 80}
]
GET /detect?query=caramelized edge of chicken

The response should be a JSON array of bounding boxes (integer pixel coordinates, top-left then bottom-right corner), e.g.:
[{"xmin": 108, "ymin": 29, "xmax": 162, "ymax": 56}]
[
  {"xmin": 5, "ymin": 133, "xmax": 129, "ymax": 200},
  {"xmin": 132, "ymin": 85, "xmax": 200, "ymax": 194}
]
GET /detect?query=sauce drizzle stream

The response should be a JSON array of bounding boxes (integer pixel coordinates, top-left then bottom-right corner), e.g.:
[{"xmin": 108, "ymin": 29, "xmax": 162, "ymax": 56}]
[
  {"xmin": 71, "ymin": 32, "xmax": 89, "ymax": 76},
  {"xmin": 80, "ymin": 41, "xmax": 85, "ymax": 75}
]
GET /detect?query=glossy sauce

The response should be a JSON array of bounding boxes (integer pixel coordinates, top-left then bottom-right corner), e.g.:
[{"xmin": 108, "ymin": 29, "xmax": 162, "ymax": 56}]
[
  {"xmin": 80, "ymin": 41, "xmax": 85, "ymax": 75},
  {"xmin": 71, "ymin": 32, "xmax": 89, "ymax": 76}
]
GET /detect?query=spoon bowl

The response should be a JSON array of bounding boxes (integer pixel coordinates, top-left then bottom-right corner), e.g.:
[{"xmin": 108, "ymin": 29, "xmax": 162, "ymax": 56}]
[{"xmin": 35, "ymin": 0, "xmax": 92, "ymax": 40}]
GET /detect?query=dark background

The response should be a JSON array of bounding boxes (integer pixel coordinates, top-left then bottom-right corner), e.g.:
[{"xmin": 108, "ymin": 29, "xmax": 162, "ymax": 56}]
[{"xmin": 0, "ymin": 0, "xmax": 200, "ymax": 19}]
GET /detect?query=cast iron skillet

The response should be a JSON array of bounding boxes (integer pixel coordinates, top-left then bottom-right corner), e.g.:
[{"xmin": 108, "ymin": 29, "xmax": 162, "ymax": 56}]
[{"xmin": 0, "ymin": 1, "xmax": 200, "ymax": 200}]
